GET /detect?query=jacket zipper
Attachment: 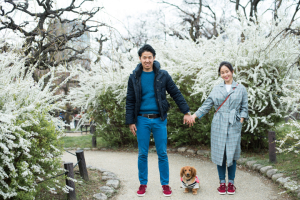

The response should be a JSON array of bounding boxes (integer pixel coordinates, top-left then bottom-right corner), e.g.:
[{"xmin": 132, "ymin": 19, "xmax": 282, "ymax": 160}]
[
  {"xmin": 154, "ymin": 72, "xmax": 163, "ymax": 120},
  {"xmin": 135, "ymin": 72, "xmax": 141, "ymax": 122}
]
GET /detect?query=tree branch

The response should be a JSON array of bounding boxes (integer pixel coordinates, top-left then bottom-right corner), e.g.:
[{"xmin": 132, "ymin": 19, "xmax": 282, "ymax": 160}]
[
  {"xmin": 0, "ymin": 0, "xmax": 105, "ymax": 70},
  {"xmin": 94, "ymin": 34, "xmax": 108, "ymax": 64},
  {"xmin": 158, "ymin": 1, "xmax": 194, "ymax": 17},
  {"xmin": 289, "ymin": 0, "xmax": 300, "ymax": 28},
  {"xmin": 230, "ymin": 0, "xmax": 249, "ymax": 20}
]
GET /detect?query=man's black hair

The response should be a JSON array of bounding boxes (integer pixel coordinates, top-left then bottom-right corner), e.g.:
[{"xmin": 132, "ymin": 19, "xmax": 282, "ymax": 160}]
[
  {"xmin": 218, "ymin": 61, "xmax": 234, "ymax": 76},
  {"xmin": 138, "ymin": 44, "xmax": 156, "ymax": 57}
]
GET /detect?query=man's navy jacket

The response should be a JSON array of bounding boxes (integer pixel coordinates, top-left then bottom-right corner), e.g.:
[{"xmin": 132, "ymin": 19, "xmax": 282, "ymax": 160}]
[{"xmin": 125, "ymin": 60, "xmax": 190, "ymax": 124}]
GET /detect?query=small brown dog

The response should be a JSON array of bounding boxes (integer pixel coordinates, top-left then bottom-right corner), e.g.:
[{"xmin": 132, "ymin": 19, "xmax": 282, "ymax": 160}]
[{"xmin": 180, "ymin": 166, "xmax": 200, "ymax": 195}]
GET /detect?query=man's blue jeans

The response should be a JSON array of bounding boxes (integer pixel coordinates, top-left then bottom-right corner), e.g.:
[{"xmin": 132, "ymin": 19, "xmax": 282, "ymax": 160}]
[
  {"xmin": 136, "ymin": 116, "xmax": 169, "ymax": 185},
  {"xmin": 217, "ymin": 148, "xmax": 236, "ymax": 184}
]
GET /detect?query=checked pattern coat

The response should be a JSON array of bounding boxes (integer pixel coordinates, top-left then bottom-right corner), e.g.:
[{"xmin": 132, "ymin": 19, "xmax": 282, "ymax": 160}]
[{"xmin": 195, "ymin": 80, "xmax": 248, "ymax": 167}]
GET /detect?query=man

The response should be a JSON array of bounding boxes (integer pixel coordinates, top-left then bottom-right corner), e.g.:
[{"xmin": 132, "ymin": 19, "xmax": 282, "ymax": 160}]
[{"xmin": 125, "ymin": 44, "xmax": 193, "ymax": 197}]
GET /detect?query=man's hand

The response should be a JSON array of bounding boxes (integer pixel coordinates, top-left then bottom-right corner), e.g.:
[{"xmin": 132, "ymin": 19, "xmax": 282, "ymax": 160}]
[
  {"xmin": 183, "ymin": 114, "xmax": 196, "ymax": 127},
  {"xmin": 129, "ymin": 124, "xmax": 137, "ymax": 136}
]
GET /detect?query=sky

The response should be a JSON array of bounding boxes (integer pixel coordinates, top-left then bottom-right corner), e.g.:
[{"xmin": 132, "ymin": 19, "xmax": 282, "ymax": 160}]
[
  {"xmin": 1, "ymin": 0, "xmax": 297, "ymax": 38},
  {"xmin": 1, "ymin": 0, "xmax": 288, "ymax": 40},
  {"xmin": 1, "ymin": 0, "xmax": 299, "ymax": 62},
  {"xmin": 97, "ymin": 0, "xmax": 182, "ymax": 33},
  {"xmin": 81, "ymin": 0, "xmax": 184, "ymax": 59},
  {"xmin": 0, "ymin": 0, "xmax": 181, "ymax": 47},
  {"xmin": 100, "ymin": 0, "xmax": 163, "ymax": 21}
]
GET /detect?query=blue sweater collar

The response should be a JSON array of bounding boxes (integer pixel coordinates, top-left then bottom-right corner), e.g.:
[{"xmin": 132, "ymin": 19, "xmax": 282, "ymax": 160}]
[{"xmin": 133, "ymin": 60, "xmax": 161, "ymax": 78}]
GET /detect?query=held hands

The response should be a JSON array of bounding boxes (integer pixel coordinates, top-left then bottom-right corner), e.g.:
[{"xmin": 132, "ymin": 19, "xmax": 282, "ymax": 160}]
[{"xmin": 183, "ymin": 113, "xmax": 197, "ymax": 127}]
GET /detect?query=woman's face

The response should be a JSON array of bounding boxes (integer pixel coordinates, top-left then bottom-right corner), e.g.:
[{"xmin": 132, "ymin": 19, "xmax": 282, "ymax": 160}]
[{"xmin": 220, "ymin": 66, "xmax": 233, "ymax": 84}]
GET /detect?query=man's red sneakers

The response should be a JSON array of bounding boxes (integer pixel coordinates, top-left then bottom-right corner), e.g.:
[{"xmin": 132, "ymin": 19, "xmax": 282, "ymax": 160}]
[
  {"xmin": 227, "ymin": 183, "xmax": 236, "ymax": 195},
  {"xmin": 137, "ymin": 185, "xmax": 147, "ymax": 196},
  {"xmin": 217, "ymin": 183, "xmax": 227, "ymax": 195},
  {"xmin": 162, "ymin": 185, "xmax": 172, "ymax": 196}
]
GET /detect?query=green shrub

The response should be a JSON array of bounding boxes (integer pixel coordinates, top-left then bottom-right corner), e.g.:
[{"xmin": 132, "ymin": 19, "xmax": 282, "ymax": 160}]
[
  {"xmin": 1, "ymin": 115, "xmax": 64, "ymax": 199},
  {"xmin": 167, "ymin": 76, "xmax": 214, "ymax": 147},
  {"xmin": 92, "ymin": 89, "xmax": 136, "ymax": 147}
]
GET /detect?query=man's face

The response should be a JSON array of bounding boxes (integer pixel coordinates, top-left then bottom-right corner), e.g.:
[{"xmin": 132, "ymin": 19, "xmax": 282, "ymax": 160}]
[{"xmin": 139, "ymin": 51, "xmax": 155, "ymax": 71}]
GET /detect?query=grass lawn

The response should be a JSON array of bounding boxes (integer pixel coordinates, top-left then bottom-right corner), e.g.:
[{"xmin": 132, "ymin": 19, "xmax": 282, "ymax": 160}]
[
  {"xmin": 64, "ymin": 127, "xmax": 90, "ymax": 132},
  {"xmin": 242, "ymin": 118, "xmax": 300, "ymax": 185},
  {"xmin": 64, "ymin": 128, "xmax": 78, "ymax": 132},
  {"xmin": 61, "ymin": 135, "xmax": 107, "ymax": 148},
  {"xmin": 241, "ymin": 150, "xmax": 300, "ymax": 180}
]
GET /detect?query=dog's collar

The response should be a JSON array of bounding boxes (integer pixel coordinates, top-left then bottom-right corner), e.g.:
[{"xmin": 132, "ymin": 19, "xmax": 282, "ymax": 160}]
[{"xmin": 185, "ymin": 177, "xmax": 192, "ymax": 182}]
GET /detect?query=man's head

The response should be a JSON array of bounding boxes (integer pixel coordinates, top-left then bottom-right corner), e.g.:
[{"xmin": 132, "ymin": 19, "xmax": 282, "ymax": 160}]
[{"xmin": 138, "ymin": 44, "xmax": 156, "ymax": 72}]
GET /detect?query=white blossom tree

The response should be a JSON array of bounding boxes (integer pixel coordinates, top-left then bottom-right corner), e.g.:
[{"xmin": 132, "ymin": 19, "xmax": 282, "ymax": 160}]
[
  {"xmin": 277, "ymin": 68, "xmax": 300, "ymax": 153},
  {"xmin": 69, "ymin": 12, "xmax": 300, "ymax": 150}
]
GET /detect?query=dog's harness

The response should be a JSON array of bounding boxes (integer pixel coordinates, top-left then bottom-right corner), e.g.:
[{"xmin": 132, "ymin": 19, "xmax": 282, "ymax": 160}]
[{"xmin": 181, "ymin": 175, "xmax": 200, "ymax": 189}]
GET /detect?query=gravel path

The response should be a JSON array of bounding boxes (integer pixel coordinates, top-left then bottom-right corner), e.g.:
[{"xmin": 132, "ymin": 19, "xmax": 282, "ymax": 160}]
[{"xmin": 62, "ymin": 151, "xmax": 281, "ymax": 200}]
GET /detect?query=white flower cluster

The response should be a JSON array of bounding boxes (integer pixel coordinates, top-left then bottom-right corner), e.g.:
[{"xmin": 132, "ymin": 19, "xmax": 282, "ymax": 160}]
[
  {"xmin": 66, "ymin": 48, "xmax": 140, "ymax": 126},
  {"xmin": 0, "ymin": 41, "xmax": 76, "ymax": 198},
  {"xmin": 277, "ymin": 120, "xmax": 300, "ymax": 154}
]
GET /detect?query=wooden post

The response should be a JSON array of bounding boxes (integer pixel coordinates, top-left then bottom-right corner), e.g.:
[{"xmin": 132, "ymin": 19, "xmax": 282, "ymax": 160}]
[
  {"xmin": 64, "ymin": 162, "xmax": 76, "ymax": 200},
  {"xmin": 285, "ymin": 117, "xmax": 289, "ymax": 123},
  {"xmin": 268, "ymin": 131, "xmax": 277, "ymax": 163},
  {"xmin": 90, "ymin": 124, "xmax": 95, "ymax": 134},
  {"xmin": 75, "ymin": 150, "xmax": 89, "ymax": 181},
  {"xmin": 292, "ymin": 112, "xmax": 298, "ymax": 120},
  {"xmin": 91, "ymin": 125, "xmax": 96, "ymax": 147},
  {"xmin": 92, "ymin": 136, "xmax": 97, "ymax": 148}
]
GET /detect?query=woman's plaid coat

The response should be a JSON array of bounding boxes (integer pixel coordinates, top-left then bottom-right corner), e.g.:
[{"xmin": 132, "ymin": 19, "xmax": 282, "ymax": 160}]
[{"xmin": 195, "ymin": 80, "xmax": 248, "ymax": 167}]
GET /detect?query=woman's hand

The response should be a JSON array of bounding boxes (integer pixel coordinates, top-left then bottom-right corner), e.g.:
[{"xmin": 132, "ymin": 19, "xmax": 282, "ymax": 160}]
[
  {"xmin": 240, "ymin": 118, "xmax": 244, "ymax": 123},
  {"xmin": 186, "ymin": 114, "xmax": 197, "ymax": 127},
  {"xmin": 192, "ymin": 114, "xmax": 197, "ymax": 121}
]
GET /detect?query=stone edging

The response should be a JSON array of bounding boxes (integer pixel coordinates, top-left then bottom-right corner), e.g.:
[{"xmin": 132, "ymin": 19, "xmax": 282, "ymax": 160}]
[
  {"xmin": 86, "ymin": 165, "xmax": 120, "ymax": 200},
  {"xmin": 154, "ymin": 146, "xmax": 211, "ymax": 156}
]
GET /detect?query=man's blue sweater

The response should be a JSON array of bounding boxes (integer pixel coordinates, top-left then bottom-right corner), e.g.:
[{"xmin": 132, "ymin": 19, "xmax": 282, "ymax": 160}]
[{"xmin": 139, "ymin": 71, "xmax": 159, "ymax": 114}]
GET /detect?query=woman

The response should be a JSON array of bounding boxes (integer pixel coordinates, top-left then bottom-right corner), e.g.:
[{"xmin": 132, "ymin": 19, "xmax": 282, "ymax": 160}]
[{"xmin": 190, "ymin": 61, "xmax": 248, "ymax": 195}]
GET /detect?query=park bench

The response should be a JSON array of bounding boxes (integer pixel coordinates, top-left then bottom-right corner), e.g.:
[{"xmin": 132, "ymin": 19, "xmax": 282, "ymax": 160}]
[{"xmin": 80, "ymin": 123, "xmax": 90, "ymax": 134}]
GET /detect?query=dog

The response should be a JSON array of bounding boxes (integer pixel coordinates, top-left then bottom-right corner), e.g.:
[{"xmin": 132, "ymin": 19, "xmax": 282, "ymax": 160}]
[{"xmin": 180, "ymin": 166, "xmax": 200, "ymax": 195}]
